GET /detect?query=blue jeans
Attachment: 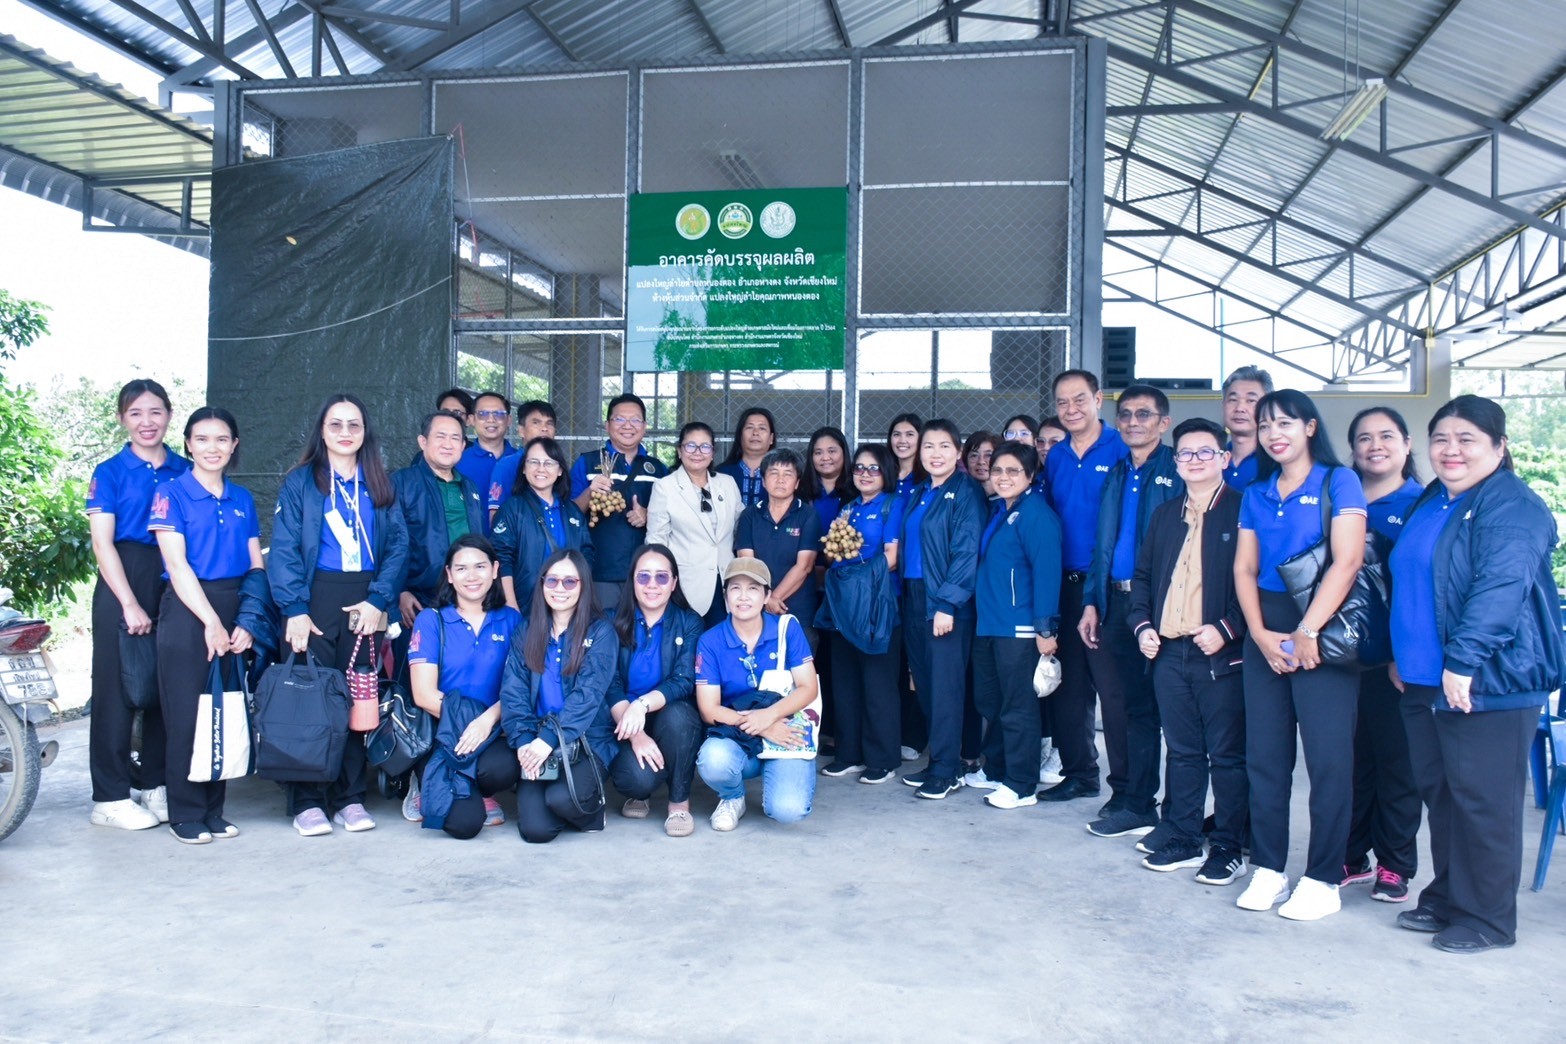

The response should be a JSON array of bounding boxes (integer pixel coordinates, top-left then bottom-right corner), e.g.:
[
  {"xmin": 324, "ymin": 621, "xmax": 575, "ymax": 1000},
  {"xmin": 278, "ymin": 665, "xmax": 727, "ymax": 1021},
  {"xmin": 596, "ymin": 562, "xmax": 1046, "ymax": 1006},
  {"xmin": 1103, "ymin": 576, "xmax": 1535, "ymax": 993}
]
[{"xmin": 696, "ymin": 737, "xmax": 815, "ymax": 824}]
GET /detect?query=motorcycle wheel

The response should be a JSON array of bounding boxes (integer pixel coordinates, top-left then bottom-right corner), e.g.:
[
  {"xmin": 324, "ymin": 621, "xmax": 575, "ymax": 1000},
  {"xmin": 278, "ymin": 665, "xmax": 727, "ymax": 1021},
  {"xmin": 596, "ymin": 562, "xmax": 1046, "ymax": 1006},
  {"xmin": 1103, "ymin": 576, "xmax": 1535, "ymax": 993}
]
[{"xmin": 0, "ymin": 700, "xmax": 41, "ymax": 843}]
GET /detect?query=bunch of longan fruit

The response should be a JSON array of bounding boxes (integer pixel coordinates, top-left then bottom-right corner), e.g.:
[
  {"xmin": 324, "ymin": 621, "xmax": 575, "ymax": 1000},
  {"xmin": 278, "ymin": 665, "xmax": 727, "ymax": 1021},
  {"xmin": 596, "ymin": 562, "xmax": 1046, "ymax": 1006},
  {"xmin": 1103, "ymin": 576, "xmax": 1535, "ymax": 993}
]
[
  {"xmin": 588, "ymin": 487, "xmax": 627, "ymax": 527},
  {"xmin": 822, "ymin": 517, "xmax": 865, "ymax": 562}
]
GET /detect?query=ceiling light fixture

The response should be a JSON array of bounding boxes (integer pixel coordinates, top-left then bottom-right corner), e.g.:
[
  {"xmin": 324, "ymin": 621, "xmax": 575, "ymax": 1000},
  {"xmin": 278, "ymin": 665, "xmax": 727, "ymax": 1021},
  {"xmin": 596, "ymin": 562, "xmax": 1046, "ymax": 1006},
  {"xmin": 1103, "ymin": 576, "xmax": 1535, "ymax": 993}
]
[{"xmin": 1321, "ymin": 78, "xmax": 1388, "ymax": 141}]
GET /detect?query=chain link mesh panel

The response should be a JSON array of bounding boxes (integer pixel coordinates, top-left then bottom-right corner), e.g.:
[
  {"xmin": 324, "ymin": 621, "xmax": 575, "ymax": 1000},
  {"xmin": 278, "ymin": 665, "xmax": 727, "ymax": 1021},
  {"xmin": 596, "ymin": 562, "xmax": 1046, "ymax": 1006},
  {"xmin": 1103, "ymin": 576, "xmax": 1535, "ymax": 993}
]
[{"xmin": 239, "ymin": 83, "xmax": 426, "ymax": 160}]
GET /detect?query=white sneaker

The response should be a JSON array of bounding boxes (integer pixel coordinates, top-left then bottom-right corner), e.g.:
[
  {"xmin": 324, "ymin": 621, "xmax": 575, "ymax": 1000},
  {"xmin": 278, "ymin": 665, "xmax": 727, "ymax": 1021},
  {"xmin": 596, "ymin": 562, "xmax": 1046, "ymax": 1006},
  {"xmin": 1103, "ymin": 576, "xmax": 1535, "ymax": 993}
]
[
  {"xmin": 91, "ymin": 798, "xmax": 160, "ymax": 831},
  {"xmin": 962, "ymin": 768, "xmax": 1000, "ymax": 790},
  {"xmin": 1039, "ymin": 743, "xmax": 1064, "ymax": 785},
  {"xmin": 710, "ymin": 796, "xmax": 747, "ymax": 832},
  {"xmin": 1236, "ymin": 867, "xmax": 1292, "ymax": 911},
  {"xmin": 140, "ymin": 785, "xmax": 169, "ymax": 824},
  {"xmin": 985, "ymin": 784, "xmax": 1038, "ymax": 809},
  {"xmin": 401, "ymin": 779, "xmax": 423, "ymax": 823},
  {"xmin": 899, "ymin": 745, "xmax": 920, "ymax": 763},
  {"xmin": 1278, "ymin": 876, "xmax": 1342, "ymax": 921}
]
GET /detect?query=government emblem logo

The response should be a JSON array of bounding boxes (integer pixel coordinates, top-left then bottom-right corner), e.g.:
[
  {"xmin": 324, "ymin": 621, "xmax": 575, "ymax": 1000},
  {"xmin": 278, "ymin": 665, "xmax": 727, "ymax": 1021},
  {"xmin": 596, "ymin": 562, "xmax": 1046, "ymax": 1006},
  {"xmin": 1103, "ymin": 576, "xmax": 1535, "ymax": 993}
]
[
  {"xmin": 759, "ymin": 201, "xmax": 796, "ymax": 238},
  {"xmin": 675, "ymin": 203, "xmax": 710, "ymax": 241},
  {"xmin": 717, "ymin": 202, "xmax": 753, "ymax": 239}
]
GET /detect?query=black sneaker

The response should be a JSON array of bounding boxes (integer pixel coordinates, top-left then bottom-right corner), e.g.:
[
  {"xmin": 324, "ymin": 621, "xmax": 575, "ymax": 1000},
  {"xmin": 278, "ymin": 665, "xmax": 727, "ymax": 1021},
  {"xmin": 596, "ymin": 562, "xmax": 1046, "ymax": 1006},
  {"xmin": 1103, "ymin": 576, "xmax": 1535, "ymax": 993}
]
[
  {"xmin": 1086, "ymin": 807, "xmax": 1159, "ymax": 838},
  {"xmin": 820, "ymin": 761, "xmax": 866, "ymax": 778},
  {"xmin": 1142, "ymin": 838, "xmax": 1205, "ymax": 872},
  {"xmin": 859, "ymin": 767, "xmax": 896, "ymax": 785},
  {"xmin": 902, "ymin": 769, "xmax": 929, "ymax": 789},
  {"xmin": 1037, "ymin": 777, "xmax": 1101, "ymax": 802},
  {"xmin": 204, "ymin": 816, "xmax": 240, "ymax": 839},
  {"xmin": 169, "ymin": 821, "xmax": 212, "ymax": 845},
  {"xmin": 1136, "ymin": 820, "xmax": 1176, "ymax": 854},
  {"xmin": 1371, "ymin": 866, "xmax": 1410, "ymax": 903},
  {"xmin": 1195, "ymin": 847, "xmax": 1248, "ymax": 886},
  {"xmin": 915, "ymin": 777, "xmax": 962, "ymax": 800}
]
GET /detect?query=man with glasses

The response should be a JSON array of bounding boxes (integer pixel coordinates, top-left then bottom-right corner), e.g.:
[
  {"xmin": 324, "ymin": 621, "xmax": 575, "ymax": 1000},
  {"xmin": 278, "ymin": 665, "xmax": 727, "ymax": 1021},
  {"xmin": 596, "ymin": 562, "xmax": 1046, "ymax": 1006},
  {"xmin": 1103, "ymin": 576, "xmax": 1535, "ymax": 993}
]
[
  {"xmin": 1079, "ymin": 385, "xmax": 1183, "ymax": 838},
  {"xmin": 391, "ymin": 410, "xmax": 487, "ymax": 639},
  {"xmin": 457, "ymin": 391, "xmax": 519, "ymax": 528},
  {"xmin": 484, "ymin": 400, "xmax": 559, "ymax": 517},
  {"xmin": 1127, "ymin": 418, "xmax": 1248, "ymax": 886},
  {"xmin": 1041, "ymin": 369, "xmax": 1128, "ymax": 805},
  {"xmin": 570, "ymin": 393, "xmax": 668, "ymax": 610}
]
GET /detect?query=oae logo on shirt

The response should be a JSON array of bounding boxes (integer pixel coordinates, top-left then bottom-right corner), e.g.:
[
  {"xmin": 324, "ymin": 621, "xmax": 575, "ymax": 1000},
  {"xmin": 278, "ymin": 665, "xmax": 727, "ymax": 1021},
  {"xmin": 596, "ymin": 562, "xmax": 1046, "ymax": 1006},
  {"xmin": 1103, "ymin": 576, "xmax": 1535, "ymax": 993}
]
[
  {"xmin": 1094, "ymin": 464, "xmax": 1111, "ymax": 473},
  {"xmin": 1300, "ymin": 495, "xmax": 1320, "ymax": 506}
]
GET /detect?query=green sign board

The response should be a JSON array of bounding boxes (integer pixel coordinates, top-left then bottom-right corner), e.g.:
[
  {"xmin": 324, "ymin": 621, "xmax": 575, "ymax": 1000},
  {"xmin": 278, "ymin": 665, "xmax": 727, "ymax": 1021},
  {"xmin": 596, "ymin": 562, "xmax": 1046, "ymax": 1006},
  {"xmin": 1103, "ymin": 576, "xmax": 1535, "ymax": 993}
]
[{"xmin": 625, "ymin": 186, "xmax": 848, "ymax": 372}]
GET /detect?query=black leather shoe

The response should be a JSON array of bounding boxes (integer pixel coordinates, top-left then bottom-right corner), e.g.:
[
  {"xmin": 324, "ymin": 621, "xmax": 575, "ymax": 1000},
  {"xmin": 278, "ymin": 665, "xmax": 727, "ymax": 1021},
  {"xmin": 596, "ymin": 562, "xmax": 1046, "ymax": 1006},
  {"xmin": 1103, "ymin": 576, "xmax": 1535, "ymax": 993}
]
[
  {"xmin": 1433, "ymin": 926, "xmax": 1514, "ymax": 954},
  {"xmin": 1038, "ymin": 778, "xmax": 1102, "ymax": 802},
  {"xmin": 1396, "ymin": 908, "xmax": 1449, "ymax": 933}
]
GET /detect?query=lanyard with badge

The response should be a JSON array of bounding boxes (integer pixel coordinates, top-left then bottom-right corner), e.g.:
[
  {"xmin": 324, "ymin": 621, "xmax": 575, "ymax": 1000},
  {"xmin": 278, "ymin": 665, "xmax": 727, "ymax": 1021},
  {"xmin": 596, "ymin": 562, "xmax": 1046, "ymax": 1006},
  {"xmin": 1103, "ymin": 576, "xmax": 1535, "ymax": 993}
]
[{"xmin": 325, "ymin": 471, "xmax": 374, "ymax": 571}]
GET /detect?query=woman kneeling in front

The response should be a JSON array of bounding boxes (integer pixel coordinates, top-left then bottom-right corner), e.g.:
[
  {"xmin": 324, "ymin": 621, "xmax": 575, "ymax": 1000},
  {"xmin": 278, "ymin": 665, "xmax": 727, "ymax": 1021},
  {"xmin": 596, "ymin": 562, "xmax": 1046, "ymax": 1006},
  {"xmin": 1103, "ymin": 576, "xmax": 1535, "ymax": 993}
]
[
  {"xmin": 499, "ymin": 549, "xmax": 618, "ymax": 842},
  {"xmin": 694, "ymin": 558, "xmax": 819, "ymax": 831}
]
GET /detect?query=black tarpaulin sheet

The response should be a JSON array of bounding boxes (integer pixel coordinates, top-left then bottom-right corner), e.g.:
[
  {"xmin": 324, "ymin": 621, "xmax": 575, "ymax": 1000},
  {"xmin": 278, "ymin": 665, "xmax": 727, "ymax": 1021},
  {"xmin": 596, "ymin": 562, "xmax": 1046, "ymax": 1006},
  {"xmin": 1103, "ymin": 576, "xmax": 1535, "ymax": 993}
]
[{"xmin": 207, "ymin": 135, "xmax": 453, "ymax": 524}]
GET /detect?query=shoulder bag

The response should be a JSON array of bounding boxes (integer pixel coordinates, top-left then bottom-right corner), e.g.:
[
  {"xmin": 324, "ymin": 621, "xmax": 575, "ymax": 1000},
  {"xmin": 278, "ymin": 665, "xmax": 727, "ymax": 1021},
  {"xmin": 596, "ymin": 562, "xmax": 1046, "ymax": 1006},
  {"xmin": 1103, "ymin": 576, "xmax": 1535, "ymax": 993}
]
[
  {"xmin": 119, "ymin": 624, "xmax": 160, "ymax": 711},
  {"xmin": 756, "ymin": 613, "xmax": 822, "ymax": 760},
  {"xmin": 537, "ymin": 713, "xmax": 604, "ymax": 816},
  {"xmin": 189, "ymin": 654, "xmax": 254, "ymax": 782},
  {"xmin": 366, "ymin": 618, "xmax": 437, "ymax": 777},
  {"xmin": 1274, "ymin": 468, "xmax": 1392, "ymax": 670}
]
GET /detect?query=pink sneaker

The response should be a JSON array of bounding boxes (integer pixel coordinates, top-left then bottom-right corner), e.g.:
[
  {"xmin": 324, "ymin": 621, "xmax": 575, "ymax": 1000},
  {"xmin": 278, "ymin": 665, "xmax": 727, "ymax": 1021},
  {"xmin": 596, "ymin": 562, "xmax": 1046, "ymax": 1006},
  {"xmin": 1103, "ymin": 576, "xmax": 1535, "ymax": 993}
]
[
  {"xmin": 293, "ymin": 808, "xmax": 332, "ymax": 837},
  {"xmin": 332, "ymin": 803, "xmax": 376, "ymax": 832},
  {"xmin": 1371, "ymin": 865, "xmax": 1410, "ymax": 903},
  {"xmin": 1341, "ymin": 860, "xmax": 1374, "ymax": 886},
  {"xmin": 483, "ymin": 797, "xmax": 505, "ymax": 828}
]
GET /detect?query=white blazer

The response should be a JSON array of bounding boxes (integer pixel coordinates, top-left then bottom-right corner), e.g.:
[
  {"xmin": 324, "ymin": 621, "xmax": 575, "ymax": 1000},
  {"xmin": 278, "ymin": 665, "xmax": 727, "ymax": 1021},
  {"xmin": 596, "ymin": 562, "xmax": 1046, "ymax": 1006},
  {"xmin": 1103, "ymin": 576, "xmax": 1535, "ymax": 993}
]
[{"xmin": 646, "ymin": 469, "xmax": 742, "ymax": 616}]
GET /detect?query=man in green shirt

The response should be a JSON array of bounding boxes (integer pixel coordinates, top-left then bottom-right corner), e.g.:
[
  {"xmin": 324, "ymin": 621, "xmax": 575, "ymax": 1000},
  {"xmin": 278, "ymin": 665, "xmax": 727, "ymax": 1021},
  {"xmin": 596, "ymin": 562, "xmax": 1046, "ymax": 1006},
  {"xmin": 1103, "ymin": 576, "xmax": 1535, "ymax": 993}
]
[{"xmin": 392, "ymin": 411, "xmax": 487, "ymax": 629}]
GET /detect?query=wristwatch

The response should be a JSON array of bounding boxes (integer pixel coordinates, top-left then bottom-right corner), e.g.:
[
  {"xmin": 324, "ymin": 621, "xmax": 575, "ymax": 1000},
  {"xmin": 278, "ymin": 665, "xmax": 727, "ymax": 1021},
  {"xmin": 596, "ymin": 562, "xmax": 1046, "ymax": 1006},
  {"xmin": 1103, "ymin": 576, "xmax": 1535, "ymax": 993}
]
[
  {"xmin": 635, "ymin": 695, "xmax": 652, "ymax": 712},
  {"xmin": 1038, "ymin": 629, "xmax": 1057, "ymax": 640},
  {"xmin": 1299, "ymin": 625, "xmax": 1320, "ymax": 639}
]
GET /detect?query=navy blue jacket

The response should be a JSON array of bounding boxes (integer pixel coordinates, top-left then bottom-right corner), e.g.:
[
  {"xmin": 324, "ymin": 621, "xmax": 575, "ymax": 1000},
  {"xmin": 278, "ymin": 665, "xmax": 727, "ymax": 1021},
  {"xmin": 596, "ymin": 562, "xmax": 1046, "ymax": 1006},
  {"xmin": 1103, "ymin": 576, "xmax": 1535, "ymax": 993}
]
[
  {"xmin": 419, "ymin": 693, "xmax": 498, "ymax": 832},
  {"xmin": 605, "ymin": 604, "xmax": 705, "ymax": 706},
  {"xmin": 268, "ymin": 465, "xmax": 409, "ymax": 619},
  {"xmin": 390, "ymin": 459, "xmax": 485, "ymax": 603},
  {"xmin": 902, "ymin": 472, "xmax": 988, "ymax": 620},
  {"xmin": 818, "ymin": 554, "xmax": 900, "ymax": 655},
  {"xmin": 490, "ymin": 488, "xmax": 595, "ymax": 606},
  {"xmin": 1414, "ymin": 469, "xmax": 1566, "ymax": 712},
  {"xmin": 976, "ymin": 489, "xmax": 1063, "ymax": 640},
  {"xmin": 1087, "ymin": 444, "xmax": 1183, "ymax": 613},
  {"xmin": 499, "ymin": 615, "xmax": 618, "ymax": 766},
  {"xmin": 234, "ymin": 566, "xmax": 282, "ymax": 688}
]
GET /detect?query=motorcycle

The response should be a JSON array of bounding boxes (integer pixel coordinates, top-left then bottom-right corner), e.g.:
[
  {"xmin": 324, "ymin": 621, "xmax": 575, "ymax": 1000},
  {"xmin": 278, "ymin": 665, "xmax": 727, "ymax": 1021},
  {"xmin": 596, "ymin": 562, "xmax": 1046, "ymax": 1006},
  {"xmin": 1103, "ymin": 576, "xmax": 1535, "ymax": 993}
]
[{"xmin": 0, "ymin": 592, "xmax": 61, "ymax": 842}]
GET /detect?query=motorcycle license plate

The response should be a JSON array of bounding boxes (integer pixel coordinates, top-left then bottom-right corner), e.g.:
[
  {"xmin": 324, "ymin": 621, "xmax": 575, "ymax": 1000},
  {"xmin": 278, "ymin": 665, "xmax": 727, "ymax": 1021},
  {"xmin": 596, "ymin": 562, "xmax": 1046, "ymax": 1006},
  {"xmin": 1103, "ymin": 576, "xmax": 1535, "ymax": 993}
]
[{"xmin": 0, "ymin": 653, "xmax": 57, "ymax": 704}]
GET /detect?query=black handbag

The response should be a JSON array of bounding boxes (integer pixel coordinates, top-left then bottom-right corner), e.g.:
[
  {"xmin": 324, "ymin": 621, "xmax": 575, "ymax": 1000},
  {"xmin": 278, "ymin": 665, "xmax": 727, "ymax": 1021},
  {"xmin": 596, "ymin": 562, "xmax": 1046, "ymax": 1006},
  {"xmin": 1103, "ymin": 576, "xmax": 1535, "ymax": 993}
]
[
  {"xmin": 367, "ymin": 615, "xmax": 440, "ymax": 776},
  {"xmin": 538, "ymin": 714, "xmax": 603, "ymax": 816},
  {"xmin": 118, "ymin": 624, "xmax": 160, "ymax": 711},
  {"xmin": 251, "ymin": 650, "xmax": 350, "ymax": 782},
  {"xmin": 1275, "ymin": 468, "xmax": 1392, "ymax": 670}
]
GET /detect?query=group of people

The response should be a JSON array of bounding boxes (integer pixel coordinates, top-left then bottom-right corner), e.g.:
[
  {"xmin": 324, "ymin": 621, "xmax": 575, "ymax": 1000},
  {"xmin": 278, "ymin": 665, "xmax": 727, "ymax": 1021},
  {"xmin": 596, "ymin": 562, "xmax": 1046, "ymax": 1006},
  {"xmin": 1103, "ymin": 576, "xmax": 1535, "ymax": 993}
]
[{"xmin": 85, "ymin": 366, "xmax": 1562, "ymax": 955}]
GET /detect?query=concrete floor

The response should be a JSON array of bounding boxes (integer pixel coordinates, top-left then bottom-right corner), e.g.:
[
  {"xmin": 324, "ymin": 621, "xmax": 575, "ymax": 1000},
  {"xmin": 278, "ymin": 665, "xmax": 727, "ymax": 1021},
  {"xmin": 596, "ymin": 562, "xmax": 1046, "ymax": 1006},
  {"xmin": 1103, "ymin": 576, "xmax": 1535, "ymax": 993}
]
[{"xmin": 2, "ymin": 718, "xmax": 1561, "ymax": 1043}]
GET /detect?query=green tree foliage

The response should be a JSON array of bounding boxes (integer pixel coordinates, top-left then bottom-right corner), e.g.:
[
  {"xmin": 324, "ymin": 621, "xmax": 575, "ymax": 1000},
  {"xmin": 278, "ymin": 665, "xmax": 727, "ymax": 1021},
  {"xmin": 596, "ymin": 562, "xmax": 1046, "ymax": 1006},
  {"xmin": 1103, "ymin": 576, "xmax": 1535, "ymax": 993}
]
[{"xmin": 0, "ymin": 292, "xmax": 96, "ymax": 614}]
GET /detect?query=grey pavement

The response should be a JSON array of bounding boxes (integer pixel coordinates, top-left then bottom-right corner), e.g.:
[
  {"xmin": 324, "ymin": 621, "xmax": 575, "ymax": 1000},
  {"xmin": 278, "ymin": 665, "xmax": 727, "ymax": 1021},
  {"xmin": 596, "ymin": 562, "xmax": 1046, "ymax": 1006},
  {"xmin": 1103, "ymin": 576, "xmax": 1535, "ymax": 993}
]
[{"xmin": 2, "ymin": 717, "xmax": 1561, "ymax": 1043}]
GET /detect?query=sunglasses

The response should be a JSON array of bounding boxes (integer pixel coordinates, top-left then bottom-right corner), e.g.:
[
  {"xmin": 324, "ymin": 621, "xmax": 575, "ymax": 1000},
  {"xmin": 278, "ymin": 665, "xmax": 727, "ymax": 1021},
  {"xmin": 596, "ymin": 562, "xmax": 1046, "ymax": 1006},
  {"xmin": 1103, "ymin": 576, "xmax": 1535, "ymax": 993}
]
[
  {"xmin": 699, "ymin": 487, "xmax": 713, "ymax": 513},
  {"xmin": 635, "ymin": 570, "xmax": 674, "ymax": 587},
  {"xmin": 542, "ymin": 575, "xmax": 581, "ymax": 590},
  {"xmin": 852, "ymin": 463, "xmax": 882, "ymax": 474}
]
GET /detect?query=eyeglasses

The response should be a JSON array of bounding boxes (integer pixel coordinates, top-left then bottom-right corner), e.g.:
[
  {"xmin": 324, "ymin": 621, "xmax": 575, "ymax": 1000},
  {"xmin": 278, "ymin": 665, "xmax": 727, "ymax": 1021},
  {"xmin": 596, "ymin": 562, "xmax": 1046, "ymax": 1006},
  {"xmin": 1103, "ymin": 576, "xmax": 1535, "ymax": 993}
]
[
  {"xmin": 699, "ymin": 487, "xmax": 713, "ymax": 513},
  {"xmin": 682, "ymin": 441, "xmax": 714, "ymax": 455},
  {"xmin": 325, "ymin": 421, "xmax": 363, "ymax": 434},
  {"xmin": 1175, "ymin": 447, "xmax": 1221, "ymax": 462},
  {"xmin": 1117, "ymin": 408, "xmax": 1163, "ymax": 423},
  {"xmin": 853, "ymin": 463, "xmax": 882, "ymax": 474},
  {"xmin": 991, "ymin": 465, "xmax": 1027, "ymax": 478},
  {"xmin": 1003, "ymin": 430, "xmax": 1031, "ymax": 441},
  {"xmin": 609, "ymin": 415, "xmax": 645, "ymax": 427},
  {"xmin": 542, "ymin": 575, "xmax": 581, "ymax": 590},
  {"xmin": 635, "ymin": 570, "xmax": 674, "ymax": 587},
  {"xmin": 525, "ymin": 457, "xmax": 559, "ymax": 470},
  {"xmin": 474, "ymin": 410, "xmax": 508, "ymax": 421}
]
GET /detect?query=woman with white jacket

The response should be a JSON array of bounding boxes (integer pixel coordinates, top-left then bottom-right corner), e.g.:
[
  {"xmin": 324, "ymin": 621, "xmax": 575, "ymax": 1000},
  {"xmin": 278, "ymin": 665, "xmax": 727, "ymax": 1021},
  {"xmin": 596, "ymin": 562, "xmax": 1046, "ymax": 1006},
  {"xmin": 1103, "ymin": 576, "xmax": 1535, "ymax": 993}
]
[{"xmin": 646, "ymin": 422, "xmax": 743, "ymax": 627}]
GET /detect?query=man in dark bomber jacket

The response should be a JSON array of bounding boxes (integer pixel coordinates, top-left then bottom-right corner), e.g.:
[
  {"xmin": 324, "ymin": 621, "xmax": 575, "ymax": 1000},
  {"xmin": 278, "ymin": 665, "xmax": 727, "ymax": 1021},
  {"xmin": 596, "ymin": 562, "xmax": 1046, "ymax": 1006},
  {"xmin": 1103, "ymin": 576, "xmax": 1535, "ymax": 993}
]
[
  {"xmin": 1080, "ymin": 385, "xmax": 1183, "ymax": 837},
  {"xmin": 1128, "ymin": 417, "xmax": 1248, "ymax": 883},
  {"xmin": 392, "ymin": 411, "xmax": 486, "ymax": 631}
]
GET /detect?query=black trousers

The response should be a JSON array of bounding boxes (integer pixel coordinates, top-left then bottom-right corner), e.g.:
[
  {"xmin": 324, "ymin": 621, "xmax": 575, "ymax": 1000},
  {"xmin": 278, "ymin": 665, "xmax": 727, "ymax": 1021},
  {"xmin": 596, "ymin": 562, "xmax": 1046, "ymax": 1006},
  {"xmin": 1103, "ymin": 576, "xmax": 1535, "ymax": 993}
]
[
  {"xmin": 442, "ymin": 740, "xmax": 522, "ymax": 840},
  {"xmin": 516, "ymin": 752, "xmax": 607, "ymax": 843},
  {"xmin": 1243, "ymin": 590, "xmax": 1359, "ymax": 883},
  {"xmin": 90, "ymin": 541, "xmax": 168, "ymax": 801},
  {"xmin": 1402, "ymin": 685, "xmax": 1538, "ymax": 943},
  {"xmin": 972, "ymin": 636, "xmax": 1042, "ymax": 797},
  {"xmin": 1153, "ymin": 636, "xmax": 1247, "ymax": 851},
  {"xmin": 287, "ymin": 570, "xmax": 372, "ymax": 817},
  {"xmin": 1346, "ymin": 665, "xmax": 1421, "ymax": 877},
  {"xmin": 609, "ymin": 699, "xmax": 703, "ymax": 803},
  {"xmin": 829, "ymin": 631, "xmax": 901, "ymax": 772},
  {"xmin": 1102, "ymin": 588, "xmax": 1162, "ymax": 814},
  {"xmin": 1053, "ymin": 575, "xmax": 1116, "ymax": 788},
  {"xmin": 897, "ymin": 627, "xmax": 927, "ymax": 752},
  {"xmin": 901, "ymin": 581, "xmax": 973, "ymax": 780},
  {"xmin": 156, "ymin": 578, "xmax": 241, "ymax": 825}
]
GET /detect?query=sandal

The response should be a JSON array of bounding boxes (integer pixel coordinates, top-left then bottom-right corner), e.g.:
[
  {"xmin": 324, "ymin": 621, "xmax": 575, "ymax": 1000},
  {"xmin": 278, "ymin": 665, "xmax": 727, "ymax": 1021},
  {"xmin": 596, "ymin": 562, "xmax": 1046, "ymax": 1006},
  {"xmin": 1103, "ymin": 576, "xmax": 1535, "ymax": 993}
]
[{"xmin": 664, "ymin": 809, "xmax": 695, "ymax": 837}]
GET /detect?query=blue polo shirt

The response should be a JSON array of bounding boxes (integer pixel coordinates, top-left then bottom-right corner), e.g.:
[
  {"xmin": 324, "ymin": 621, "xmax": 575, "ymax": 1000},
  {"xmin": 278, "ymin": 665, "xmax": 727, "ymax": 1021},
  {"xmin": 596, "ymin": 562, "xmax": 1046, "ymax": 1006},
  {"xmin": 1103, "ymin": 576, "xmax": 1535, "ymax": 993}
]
[
  {"xmin": 318, "ymin": 467, "xmax": 377, "ymax": 572},
  {"xmin": 85, "ymin": 444, "xmax": 190, "ymax": 545},
  {"xmin": 537, "ymin": 632, "xmax": 567, "ymax": 716},
  {"xmin": 718, "ymin": 460, "xmax": 766, "ymax": 509},
  {"xmin": 735, "ymin": 498, "xmax": 823, "ymax": 619},
  {"xmin": 456, "ymin": 440, "xmax": 517, "ymax": 503},
  {"xmin": 406, "ymin": 605, "xmax": 521, "ymax": 707},
  {"xmin": 487, "ymin": 452, "xmax": 524, "ymax": 513},
  {"xmin": 1110, "ymin": 456, "xmax": 1149, "ymax": 582},
  {"xmin": 624, "ymin": 612, "xmax": 665, "ymax": 699},
  {"xmin": 1389, "ymin": 488, "xmax": 1467, "ymax": 685},
  {"xmin": 835, "ymin": 493, "xmax": 905, "ymax": 567},
  {"xmin": 1239, "ymin": 464, "xmax": 1368, "ymax": 591},
  {"xmin": 896, "ymin": 472, "xmax": 918, "ymax": 503},
  {"xmin": 695, "ymin": 613, "xmax": 812, "ymax": 707},
  {"xmin": 1046, "ymin": 424, "xmax": 1129, "ymax": 572},
  {"xmin": 900, "ymin": 484, "xmax": 942, "ymax": 580},
  {"xmin": 1366, "ymin": 477, "xmax": 1425, "ymax": 542},
  {"xmin": 1224, "ymin": 444, "xmax": 1260, "ymax": 490},
  {"xmin": 569, "ymin": 442, "xmax": 668, "ymax": 583},
  {"xmin": 813, "ymin": 490, "xmax": 844, "ymax": 537},
  {"xmin": 146, "ymin": 470, "xmax": 259, "ymax": 580}
]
